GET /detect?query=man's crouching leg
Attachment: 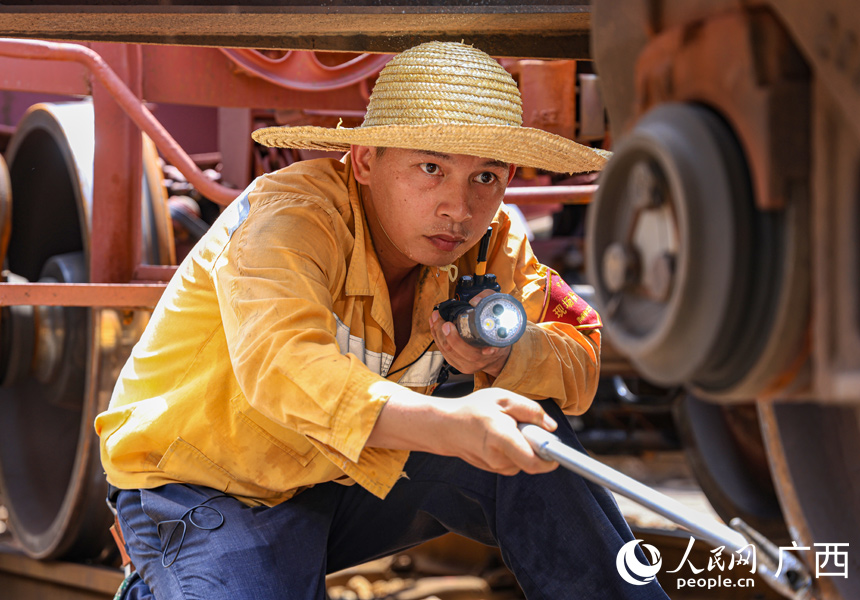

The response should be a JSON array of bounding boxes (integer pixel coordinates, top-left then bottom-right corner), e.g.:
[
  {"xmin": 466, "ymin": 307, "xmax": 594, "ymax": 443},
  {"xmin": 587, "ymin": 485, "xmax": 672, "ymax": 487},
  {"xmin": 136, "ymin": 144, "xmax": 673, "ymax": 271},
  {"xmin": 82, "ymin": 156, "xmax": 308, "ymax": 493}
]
[{"xmin": 115, "ymin": 483, "xmax": 334, "ymax": 599}]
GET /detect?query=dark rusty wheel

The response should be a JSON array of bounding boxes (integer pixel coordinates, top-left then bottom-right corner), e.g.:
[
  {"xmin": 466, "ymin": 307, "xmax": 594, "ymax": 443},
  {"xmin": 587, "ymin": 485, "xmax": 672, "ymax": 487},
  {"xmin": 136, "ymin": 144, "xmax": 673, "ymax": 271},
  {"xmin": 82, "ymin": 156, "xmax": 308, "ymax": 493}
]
[
  {"xmin": 0, "ymin": 153, "xmax": 10, "ymax": 268},
  {"xmin": 586, "ymin": 103, "xmax": 755, "ymax": 388},
  {"xmin": 0, "ymin": 252, "xmax": 96, "ymax": 559},
  {"xmin": 0, "ymin": 103, "xmax": 100, "ymax": 560},
  {"xmin": 675, "ymin": 394, "xmax": 789, "ymax": 544},
  {"xmin": 0, "ymin": 102, "xmax": 166, "ymax": 560},
  {"xmin": 586, "ymin": 101, "xmax": 809, "ymax": 400},
  {"xmin": 759, "ymin": 402, "xmax": 860, "ymax": 600}
]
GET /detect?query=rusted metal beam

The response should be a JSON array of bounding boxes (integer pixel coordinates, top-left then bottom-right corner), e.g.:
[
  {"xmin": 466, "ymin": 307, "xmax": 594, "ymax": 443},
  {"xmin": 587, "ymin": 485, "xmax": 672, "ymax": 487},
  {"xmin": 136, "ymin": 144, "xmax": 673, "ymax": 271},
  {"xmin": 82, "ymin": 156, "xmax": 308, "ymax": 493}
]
[
  {"xmin": 91, "ymin": 42, "xmax": 143, "ymax": 284},
  {"xmin": 617, "ymin": 9, "xmax": 810, "ymax": 211},
  {"xmin": 0, "ymin": 283, "xmax": 165, "ymax": 307},
  {"xmin": 0, "ymin": 3, "xmax": 592, "ymax": 59},
  {"xmin": 768, "ymin": 0, "xmax": 860, "ymax": 142},
  {"xmin": 0, "ymin": 550, "xmax": 122, "ymax": 600},
  {"xmin": 133, "ymin": 264, "xmax": 178, "ymax": 282},
  {"xmin": 518, "ymin": 59, "xmax": 578, "ymax": 139},
  {"xmin": 0, "ymin": 57, "xmax": 90, "ymax": 96}
]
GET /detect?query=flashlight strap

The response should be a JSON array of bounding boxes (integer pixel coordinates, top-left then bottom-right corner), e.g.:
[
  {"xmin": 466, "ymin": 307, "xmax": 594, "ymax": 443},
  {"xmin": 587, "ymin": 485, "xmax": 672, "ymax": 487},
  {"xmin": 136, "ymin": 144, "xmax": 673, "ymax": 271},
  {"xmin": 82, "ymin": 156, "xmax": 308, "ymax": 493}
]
[{"xmin": 436, "ymin": 362, "xmax": 452, "ymax": 385}]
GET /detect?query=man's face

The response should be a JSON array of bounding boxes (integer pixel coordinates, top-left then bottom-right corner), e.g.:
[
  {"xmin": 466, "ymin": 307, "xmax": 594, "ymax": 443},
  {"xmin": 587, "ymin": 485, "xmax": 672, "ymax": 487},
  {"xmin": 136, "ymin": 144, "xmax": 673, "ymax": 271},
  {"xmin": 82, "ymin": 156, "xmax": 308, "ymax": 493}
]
[{"xmin": 352, "ymin": 146, "xmax": 516, "ymax": 269}]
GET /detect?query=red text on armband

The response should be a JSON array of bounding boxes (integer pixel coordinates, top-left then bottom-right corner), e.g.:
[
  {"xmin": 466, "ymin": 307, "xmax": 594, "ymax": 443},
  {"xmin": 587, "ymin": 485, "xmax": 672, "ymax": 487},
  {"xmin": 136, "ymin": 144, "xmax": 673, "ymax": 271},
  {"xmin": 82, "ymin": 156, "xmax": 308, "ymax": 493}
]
[{"xmin": 540, "ymin": 270, "xmax": 602, "ymax": 330}]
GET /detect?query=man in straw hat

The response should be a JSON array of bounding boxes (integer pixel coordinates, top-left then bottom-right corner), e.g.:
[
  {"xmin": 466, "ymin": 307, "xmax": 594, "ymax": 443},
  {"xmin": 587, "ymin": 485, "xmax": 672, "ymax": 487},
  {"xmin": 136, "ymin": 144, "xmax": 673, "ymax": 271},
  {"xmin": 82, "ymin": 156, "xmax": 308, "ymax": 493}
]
[{"xmin": 96, "ymin": 42, "xmax": 668, "ymax": 599}]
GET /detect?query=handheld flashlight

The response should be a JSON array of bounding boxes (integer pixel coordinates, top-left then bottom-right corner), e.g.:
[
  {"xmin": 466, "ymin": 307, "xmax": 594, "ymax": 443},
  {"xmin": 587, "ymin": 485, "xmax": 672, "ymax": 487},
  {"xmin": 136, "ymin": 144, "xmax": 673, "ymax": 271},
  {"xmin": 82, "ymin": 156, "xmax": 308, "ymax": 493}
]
[{"xmin": 435, "ymin": 228, "xmax": 528, "ymax": 347}]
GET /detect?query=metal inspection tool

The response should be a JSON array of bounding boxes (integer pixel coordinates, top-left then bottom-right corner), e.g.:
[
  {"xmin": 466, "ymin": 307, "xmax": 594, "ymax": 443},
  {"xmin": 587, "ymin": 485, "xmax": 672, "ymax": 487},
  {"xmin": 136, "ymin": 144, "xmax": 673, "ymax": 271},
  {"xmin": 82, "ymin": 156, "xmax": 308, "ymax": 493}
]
[{"xmin": 519, "ymin": 424, "xmax": 815, "ymax": 600}]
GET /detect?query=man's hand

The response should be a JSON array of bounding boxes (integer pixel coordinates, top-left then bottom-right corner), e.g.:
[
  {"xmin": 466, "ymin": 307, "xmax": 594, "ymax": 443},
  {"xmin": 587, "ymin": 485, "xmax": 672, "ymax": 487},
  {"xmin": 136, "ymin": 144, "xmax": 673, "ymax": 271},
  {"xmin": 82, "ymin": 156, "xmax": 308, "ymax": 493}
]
[
  {"xmin": 429, "ymin": 289, "xmax": 513, "ymax": 378},
  {"xmin": 366, "ymin": 384, "xmax": 560, "ymax": 476},
  {"xmin": 431, "ymin": 388, "xmax": 560, "ymax": 475}
]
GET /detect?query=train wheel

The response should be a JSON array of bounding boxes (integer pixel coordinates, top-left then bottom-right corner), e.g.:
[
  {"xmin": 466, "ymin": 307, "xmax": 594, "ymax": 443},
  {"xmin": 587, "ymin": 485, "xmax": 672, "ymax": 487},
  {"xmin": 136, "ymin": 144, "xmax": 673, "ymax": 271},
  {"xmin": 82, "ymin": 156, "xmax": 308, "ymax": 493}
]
[
  {"xmin": 0, "ymin": 102, "xmax": 166, "ymax": 560},
  {"xmin": 759, "ymin": 402, "xmax": 860, "ymax": 599},
  {"xmin": 0, "ymin": 252, "xmax": 97, "ymax": 559},
  {"xmin": 586, "ymin": 102, "xmax": 809, "ymax": 399},
  {"xmin": 674, "ymin": 395, "xmax": 789, "ymax": 543},
  {"xmin": 0, "ymin": 153, "xmax": 10, "ymax": 268}
]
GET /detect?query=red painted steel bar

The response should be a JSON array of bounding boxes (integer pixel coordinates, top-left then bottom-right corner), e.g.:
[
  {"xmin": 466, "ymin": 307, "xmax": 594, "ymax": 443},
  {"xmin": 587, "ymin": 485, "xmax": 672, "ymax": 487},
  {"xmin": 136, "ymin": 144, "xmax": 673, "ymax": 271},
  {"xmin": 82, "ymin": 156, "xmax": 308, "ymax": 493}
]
[
  {"xmin": 504, "ymin": 184, "xmax": 597, "ymax": 205},
  {"xmin": 0, "ymin": 56, "xmax": 90, "ymax": 96},
  {"xmin": 0, "ymin": 38, "xmax": 239, "ymax": 206},
  {"xmin": 0, "ymin": 283, "xmax": 165, "ymax": 307},
  {"xmin": 91, "ymin": 42, "xmax": 143, "ymax": 285},
  {"xmin": 134, "ymin": 265, "xmax": 179, "ymax": 282}
]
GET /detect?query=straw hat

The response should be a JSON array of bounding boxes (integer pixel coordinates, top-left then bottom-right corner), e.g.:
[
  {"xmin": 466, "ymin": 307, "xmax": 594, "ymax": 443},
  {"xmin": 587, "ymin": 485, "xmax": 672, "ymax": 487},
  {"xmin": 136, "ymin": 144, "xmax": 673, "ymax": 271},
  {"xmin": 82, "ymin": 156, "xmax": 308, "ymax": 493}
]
[{"xmin": 251, "ymin": 41, "xmax": 609, "ymax": 174}]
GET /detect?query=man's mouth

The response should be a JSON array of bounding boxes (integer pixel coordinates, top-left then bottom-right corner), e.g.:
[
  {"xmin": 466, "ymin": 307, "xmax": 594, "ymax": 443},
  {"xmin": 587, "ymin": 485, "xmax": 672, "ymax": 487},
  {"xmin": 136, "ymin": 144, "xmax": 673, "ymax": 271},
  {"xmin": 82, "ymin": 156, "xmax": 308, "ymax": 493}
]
[{"xmin": 427, "ymin": 234, "xmax": 466, "ymax": 252}]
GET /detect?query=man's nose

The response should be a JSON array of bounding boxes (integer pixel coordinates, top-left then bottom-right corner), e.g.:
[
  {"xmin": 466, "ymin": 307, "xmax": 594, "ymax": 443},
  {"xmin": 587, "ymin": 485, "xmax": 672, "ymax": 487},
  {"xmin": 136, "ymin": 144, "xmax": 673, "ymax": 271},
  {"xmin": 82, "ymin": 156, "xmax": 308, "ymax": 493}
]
[{"xmin": 438, "ymin": 183, "xmax": 472, "ymax": 223}]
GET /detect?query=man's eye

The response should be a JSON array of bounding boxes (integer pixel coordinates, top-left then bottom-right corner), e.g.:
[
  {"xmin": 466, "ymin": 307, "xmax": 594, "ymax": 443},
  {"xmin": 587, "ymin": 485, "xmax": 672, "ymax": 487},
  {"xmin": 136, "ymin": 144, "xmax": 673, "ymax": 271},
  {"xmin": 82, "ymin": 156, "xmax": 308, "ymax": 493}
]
[
  {"xmin": 420, "ymin": 163, "xmax": 440, "ymax": 175},
  {"xmin": 476, "ymin": 172, "xmax": 497, "ymax": 184}
]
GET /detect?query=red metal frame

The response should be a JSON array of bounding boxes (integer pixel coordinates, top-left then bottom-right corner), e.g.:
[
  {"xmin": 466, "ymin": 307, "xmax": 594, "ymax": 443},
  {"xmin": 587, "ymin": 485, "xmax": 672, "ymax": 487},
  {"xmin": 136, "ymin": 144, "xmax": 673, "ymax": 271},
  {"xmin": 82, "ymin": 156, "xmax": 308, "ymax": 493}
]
[
  {"xmin": 0, "ymin": 39, "xmax": 599, "ymax": 308},
  {"xmin": 0, "ymin": 39, "xmax": 239, "ymax": 206}
]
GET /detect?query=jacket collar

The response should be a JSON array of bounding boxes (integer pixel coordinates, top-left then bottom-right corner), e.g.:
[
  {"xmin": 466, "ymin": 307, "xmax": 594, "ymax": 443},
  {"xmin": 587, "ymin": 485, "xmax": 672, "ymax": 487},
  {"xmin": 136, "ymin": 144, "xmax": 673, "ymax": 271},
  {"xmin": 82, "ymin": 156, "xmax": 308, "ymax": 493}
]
[{"xmin": 343, "ymin": 155, "xmax": 379, "ymax": 297}]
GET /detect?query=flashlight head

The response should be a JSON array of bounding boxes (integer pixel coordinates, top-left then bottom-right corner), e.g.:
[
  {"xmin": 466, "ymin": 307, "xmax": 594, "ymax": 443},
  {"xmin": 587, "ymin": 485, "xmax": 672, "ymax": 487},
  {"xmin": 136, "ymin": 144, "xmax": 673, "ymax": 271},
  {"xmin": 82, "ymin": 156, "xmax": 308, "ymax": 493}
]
[{"xmin": 458, "ymin": 292, "xmax": 527, "ymax": 347}]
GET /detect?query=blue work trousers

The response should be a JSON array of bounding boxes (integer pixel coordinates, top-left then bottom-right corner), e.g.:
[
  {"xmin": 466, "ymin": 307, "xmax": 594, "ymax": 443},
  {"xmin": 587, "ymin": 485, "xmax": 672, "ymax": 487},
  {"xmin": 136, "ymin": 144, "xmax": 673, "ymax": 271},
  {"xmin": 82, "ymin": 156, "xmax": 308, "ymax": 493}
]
[{"xmin": 115, "ymin": 399, "xmax": 669, "ymax": 600}]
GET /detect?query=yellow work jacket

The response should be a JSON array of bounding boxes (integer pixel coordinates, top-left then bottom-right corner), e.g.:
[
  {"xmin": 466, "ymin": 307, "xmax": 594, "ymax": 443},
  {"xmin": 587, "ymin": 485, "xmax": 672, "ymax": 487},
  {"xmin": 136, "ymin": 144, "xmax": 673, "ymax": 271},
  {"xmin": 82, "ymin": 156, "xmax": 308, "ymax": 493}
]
[{"xmin": 95, "ymin": 155, "xmax": 602, "ymax": 506}]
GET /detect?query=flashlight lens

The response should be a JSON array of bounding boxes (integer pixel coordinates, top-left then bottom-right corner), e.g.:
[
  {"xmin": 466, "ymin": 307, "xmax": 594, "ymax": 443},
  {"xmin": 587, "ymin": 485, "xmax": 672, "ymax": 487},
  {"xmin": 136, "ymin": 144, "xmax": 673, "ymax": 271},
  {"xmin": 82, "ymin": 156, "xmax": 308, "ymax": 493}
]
[
  {"xmin": 470, "ymin": 293, "xmax": 526, "ymax": 347},
  {"xmin": 497, "ymin": 307, "xmax": 521, "ymax": 331}
]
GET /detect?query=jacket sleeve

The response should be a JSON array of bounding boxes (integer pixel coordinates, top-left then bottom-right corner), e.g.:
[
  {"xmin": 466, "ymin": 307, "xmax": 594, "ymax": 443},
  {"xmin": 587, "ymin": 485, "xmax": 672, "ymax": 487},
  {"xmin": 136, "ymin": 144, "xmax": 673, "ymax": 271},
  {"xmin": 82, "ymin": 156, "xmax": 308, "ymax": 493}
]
[
  {"xmin": 212, "ymin": 193, "xmax": 397, "ymax": 466},
  {"xmin": 472, "ymin": 207, "xmax": 602, "ymax": 415}
]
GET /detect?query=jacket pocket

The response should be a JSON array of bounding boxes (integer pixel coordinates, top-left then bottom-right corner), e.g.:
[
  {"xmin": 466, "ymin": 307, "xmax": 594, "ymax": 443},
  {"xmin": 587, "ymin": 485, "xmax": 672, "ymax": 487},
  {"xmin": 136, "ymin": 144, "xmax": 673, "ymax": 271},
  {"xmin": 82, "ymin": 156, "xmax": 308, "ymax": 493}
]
[
  {"xmin": 157, "ymin": 437, "xmax": 235, "ymax": 492},
  {"xmin": 229, "ymin": 395, "xmax": 318, "ymax": 467},
  {"xmin": 156, "ymin": 437, "xmax": 273, "ymax": 499}
]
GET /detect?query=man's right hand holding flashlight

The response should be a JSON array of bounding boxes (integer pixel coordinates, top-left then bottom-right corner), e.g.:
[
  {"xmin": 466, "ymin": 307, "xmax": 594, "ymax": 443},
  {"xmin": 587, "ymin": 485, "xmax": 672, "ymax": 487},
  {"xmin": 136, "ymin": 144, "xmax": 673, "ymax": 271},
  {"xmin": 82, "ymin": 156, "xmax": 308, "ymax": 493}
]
[{"xmin": 429, "ymin": 289, "xmax": 512, "ymax": 378}]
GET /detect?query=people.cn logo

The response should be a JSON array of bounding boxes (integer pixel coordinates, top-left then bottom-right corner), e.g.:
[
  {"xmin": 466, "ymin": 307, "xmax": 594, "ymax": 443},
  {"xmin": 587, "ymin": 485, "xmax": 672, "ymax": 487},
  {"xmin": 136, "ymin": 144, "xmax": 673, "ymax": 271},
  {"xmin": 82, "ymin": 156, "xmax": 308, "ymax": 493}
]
[{"xmin": 616, "ymin": 539, "xmax": 663, "ymax": 585}]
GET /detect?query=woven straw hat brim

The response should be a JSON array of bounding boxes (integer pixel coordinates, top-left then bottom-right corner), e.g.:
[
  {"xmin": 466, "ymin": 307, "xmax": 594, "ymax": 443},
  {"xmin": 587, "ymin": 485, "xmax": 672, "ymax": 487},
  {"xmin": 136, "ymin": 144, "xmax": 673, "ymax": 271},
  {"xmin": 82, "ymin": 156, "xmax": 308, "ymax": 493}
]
[{"xmin": 251, "ymin": 123, "xmax": 608, "ymax": 174}]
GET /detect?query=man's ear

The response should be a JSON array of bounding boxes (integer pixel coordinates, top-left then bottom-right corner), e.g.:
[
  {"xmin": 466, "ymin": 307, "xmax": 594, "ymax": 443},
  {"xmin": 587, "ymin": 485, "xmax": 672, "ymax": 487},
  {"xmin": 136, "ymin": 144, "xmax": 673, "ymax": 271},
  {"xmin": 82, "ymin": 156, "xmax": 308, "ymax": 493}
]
[
  {"xmin": 351, "ymin": 145, "xmax": 374, "ymax": 184},
  {"xmin": 507, "ymin": 164, "xmax": 518, "ymax": 185}
]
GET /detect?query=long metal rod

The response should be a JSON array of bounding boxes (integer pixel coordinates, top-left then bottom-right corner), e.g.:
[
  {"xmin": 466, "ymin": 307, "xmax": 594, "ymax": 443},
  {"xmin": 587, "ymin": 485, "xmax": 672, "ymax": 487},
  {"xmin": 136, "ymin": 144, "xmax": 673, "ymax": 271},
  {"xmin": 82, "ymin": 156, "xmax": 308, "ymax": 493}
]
[
  {"xmin": 519, "ymin": 424, "xmax": 815, "ymax": 600},
  {"xmin": 521, "ymin": 423, "xmax": 747, "ymax": 549}
]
